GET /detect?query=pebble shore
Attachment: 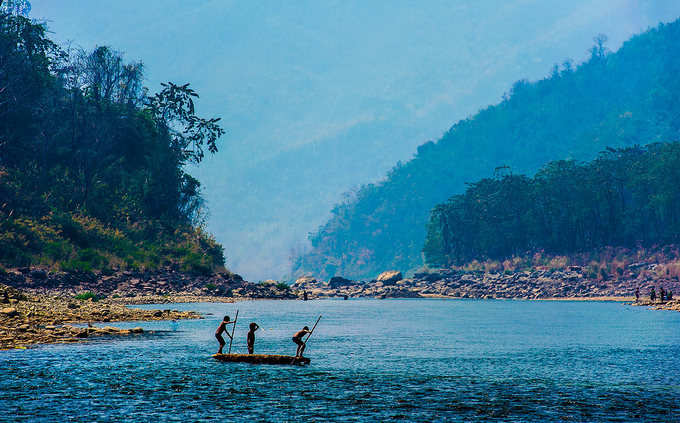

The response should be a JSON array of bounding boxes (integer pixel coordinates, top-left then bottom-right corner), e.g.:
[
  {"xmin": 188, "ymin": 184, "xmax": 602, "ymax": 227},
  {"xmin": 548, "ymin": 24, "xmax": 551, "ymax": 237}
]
[
  {"xmin": 293, "ymin": 267, "xmax": 680, "ymax": 307},
  {"xmin": 632, "ymin": 298, "xmax": 680, "ymax": 312},
  {"xmin": 0, "ymin": 284, "xmax": 201, "ymax": 350}
]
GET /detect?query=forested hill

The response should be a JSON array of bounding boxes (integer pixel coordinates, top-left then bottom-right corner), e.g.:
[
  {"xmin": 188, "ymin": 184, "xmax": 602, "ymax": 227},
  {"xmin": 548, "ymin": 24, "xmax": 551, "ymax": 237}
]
[
  {"xmin": 0, "ymin": 9, "xmax": 226, "ymax": 275},
  {"xmin": 424, "ymin": 143, "xmax": 680, "ymax": 266},
  {"xmin": 294, "ymin": 19, "xmax": 680, "ymax": 280}
]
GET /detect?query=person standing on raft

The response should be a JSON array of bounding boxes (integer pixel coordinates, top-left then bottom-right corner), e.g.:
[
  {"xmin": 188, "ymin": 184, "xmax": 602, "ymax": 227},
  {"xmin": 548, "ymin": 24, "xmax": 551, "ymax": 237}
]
[
  {"xmin": 215, "ymin": 315, "xmax": 235, "ymax": 354},
  {"xmin": 292, "ymin": 326, "xmax": 311, "ymax": 357},
  {"xmin": 247, "ymin": 322, "xmax": 259, "ymax": 354}
]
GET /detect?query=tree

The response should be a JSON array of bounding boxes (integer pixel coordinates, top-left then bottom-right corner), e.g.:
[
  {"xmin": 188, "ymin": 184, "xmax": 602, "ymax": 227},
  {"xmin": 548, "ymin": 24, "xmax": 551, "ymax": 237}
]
[
  {"xmin": 589, "ymin": 33, "xmax": 609, "ymax": 60},
  {"xmin": 146, "ymin": 82, "xmax": 224, "ymax": 165},
  {"xmin": 423, "ymin": 144, "xmax": 680, "ymax": 267},
  {"xmin": 0, "ymin": 0, "xmax": 31, "ymax": 16}
]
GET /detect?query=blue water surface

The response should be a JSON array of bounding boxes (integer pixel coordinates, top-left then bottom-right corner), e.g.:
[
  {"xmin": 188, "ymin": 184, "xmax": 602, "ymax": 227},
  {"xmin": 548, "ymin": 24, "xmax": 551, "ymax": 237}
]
[{"xmin": 1, "ymin": 299, "xmax": 679, "ymax": 422}]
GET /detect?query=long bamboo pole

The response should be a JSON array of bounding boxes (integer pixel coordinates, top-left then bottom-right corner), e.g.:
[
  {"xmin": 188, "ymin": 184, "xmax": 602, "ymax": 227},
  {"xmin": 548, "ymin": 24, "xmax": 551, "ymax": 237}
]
[
  {"xmin": 303, "ymin": 315, "xmax": 322, "ymax": 345},
  {"xmin": 293, "ymin": 315, "xmax": 321, "ymax": 363},
  {"xmin": 228, "ymin": 309, "xmax": 239, "ymax": 354}
]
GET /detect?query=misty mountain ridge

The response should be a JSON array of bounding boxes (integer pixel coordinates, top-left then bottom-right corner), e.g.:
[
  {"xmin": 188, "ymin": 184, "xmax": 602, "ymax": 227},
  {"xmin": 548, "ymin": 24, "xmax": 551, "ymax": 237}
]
[
  {"xmin": 29, "ymin": 1, "xmax": 680, "ymax": 279},
  {"xmin": 294, "ymin": 18, "xmax": 680, "ymax": 280}
]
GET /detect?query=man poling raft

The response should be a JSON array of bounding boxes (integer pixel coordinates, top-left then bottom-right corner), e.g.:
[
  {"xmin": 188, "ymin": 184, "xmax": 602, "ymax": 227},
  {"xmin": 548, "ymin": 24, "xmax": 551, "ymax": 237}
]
[
  {"xmin": 212, "ymin": 315, "xmax": 322, "ymax": 366},
  {"xmin": 214, "ymin": 314, "xmax": 236, "ymax": 355}
]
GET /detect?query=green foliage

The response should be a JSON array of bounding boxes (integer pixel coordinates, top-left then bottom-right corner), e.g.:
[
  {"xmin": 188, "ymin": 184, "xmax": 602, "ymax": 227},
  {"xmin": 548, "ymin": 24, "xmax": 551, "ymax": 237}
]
[
  {"xmin": 60, "ymin": 248, "xmax": 107, "ymax": 273},
  {"xmin": 146, "ymin": 82, "xmax": 225, "ymax": 165},
  {"xmin": 295, "ymin": 20, "xmax": 680, "ymax": 280},
  {"xmin": 424, "ymin": 144, "xmax": 680, "ymax": 266},
  {"xmin": 74, "ymin": 291, "xmax": 103, "ymax": 302},
  {"xmin": 0, "ymin": 11, "xmax": 227, "ymax": 273},
  {"xmin": 276, "ymin": 282, "xmax": 289, "ymax": 291},
  {"xmin": 0, "ymin": 1, "xmax": 32, "ymax": 16},
  {"xmin": 179, "ymin": 251, "xmax": 214, "ymax": 275}
]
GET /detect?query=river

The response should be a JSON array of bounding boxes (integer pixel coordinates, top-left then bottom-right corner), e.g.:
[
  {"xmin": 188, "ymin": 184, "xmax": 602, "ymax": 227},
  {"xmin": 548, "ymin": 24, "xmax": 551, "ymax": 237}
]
[{"xmin": 2, "ymin": 299, "xmax": 679, "ymax": 422}]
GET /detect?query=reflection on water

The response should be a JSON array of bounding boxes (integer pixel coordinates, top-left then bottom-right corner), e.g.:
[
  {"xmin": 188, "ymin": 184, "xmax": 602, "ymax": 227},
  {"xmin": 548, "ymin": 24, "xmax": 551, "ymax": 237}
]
[{"xmin": 2, "ymin": 299, "xmax": 679, "ymax": 422}]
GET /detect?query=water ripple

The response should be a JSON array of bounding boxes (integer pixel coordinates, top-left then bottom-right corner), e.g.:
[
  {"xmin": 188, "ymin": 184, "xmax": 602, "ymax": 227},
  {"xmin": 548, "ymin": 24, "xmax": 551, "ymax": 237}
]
[{"xmin": 1, "ymin": 300, "xmax": 679, "ymax": 422}]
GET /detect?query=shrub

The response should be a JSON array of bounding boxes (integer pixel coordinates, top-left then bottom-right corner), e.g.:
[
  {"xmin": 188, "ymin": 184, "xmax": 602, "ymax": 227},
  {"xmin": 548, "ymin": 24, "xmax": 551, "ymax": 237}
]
[
  {"xmin": 180, "ymin": 251, "xmax": 212, "ymax": 275},
  {"xmin": 124, "ymin": 258, "xmax": 140, "ymax": 271},
  {"xmin": 61, "ymin": 248, "xmax": 107, "ymax": 272},
  {"xmin": 60, "ymin": 259, "xmax": 92, "ymax": 273},
  {"xmin": 276, "ymin": 282, "xmax": 289, "ymax": 291},
  {"xmin": 51, "ymin": 213, "xmax": 91, "ymax": 247},
  {"xmin": 0, "ymin": 210, "xmax": 226, "ymax": 275},
  {"xmin": 74, "ymin": 291, "xmax": 103, "ymax": 301},
  {"xmin": 44, "ymin": 240, "xmax": 72, "ymax": 261},
  {"xmin": 599, "ymin": 267, "xmax": 609, "ymax": 280}
]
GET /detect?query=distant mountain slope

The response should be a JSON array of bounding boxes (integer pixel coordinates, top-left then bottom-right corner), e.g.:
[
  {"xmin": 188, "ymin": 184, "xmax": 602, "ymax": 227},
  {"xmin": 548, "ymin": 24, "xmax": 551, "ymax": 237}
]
[
  {"xmin": 294, "ymin": 19, "xmax": 680, "ymax": 280},
  {"xmin": 424, "ymin": 143, "xmax": 680, "ymax": 266}
]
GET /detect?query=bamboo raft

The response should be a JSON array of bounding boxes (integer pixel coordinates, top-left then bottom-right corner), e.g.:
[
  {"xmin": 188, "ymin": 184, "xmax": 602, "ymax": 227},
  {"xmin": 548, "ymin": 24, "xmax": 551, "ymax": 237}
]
[{"xmin": 212, "ymin": 353, "xmax": 311, "ymax": 366}]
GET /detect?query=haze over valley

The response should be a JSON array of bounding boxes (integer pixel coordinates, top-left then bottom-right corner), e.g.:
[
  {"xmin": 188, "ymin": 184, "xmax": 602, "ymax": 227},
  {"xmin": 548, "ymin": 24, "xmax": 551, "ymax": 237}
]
[{"xmin": 30, "ymin": 0, "xmax": 680, "ymax": 280}]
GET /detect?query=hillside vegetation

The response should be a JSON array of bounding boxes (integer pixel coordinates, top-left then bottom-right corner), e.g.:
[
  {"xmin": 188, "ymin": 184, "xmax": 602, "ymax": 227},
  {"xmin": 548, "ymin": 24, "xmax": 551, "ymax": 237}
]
[
  {"xmin": 294, "ymin": 20, "xmax": 680, "ymax": 280},
  {"xmin": 0, "ymin": 9, "xmax": 226, "ymax": 274},
  {"xmin": 424, "ymin": 143, "xmax": 680, "ymax": 266}
]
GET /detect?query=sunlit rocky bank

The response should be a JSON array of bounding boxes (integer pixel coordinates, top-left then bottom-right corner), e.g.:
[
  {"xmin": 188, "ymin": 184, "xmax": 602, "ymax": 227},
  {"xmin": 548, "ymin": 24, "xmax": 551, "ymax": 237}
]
[
  {"xmin": 293, "ymin": 265, "xmax": 679, "ymax": 307},
  {"xmin": 0, "ymin": 266, "xmax": 303, "ymax": 349},
  {"xmin": 0, "ymin": 284, "xmax": 201, "ymax": 350},
  {"xmin": 633, "ymin": 298, "xmax": 680, "ymax": 312},
  {"xmin": 0, "ymin": 267, "xmax": 296, "ymax": 302}
]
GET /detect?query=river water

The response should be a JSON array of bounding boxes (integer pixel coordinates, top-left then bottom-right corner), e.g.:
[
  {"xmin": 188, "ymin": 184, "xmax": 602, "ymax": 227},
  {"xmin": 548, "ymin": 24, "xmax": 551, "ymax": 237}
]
[{"xmin": 2, "ymin": 299, "xmax": 679, "ymax": 422}]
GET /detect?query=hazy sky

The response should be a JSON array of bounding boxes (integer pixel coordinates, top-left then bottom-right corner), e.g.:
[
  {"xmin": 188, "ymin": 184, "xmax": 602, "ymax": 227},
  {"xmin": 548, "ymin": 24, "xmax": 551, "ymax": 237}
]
[{"xmin": 30, "ymin": 1, "xmax": 680, "ymax": 280}]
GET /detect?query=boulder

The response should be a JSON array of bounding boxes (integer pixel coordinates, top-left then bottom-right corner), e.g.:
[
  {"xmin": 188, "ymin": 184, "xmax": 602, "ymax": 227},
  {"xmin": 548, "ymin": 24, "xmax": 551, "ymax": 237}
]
[
  {"xmin": 328, "ymin": 276, "xmax": 354, "ymax": 289},
  {"xmin": 30, "ymin": 269, "xmax": 48, "ymax": 280},
  {"xmin": 381, "ymin": 288, "xmax": 421, "ymax": 298},
  {"xmin": 74, "ymin": 329, "xmax": 89, "ymax": 338},
  {"xmin": 377, "ymin": 271, "xmax": 403, "ymax": 285},
  {"xmin": 0, "ymin": 307, "xmax": 18, "ymax": 318},
  {"xmin": 293, "ymin": 276, "xmax": 317, "ymax": 288}
]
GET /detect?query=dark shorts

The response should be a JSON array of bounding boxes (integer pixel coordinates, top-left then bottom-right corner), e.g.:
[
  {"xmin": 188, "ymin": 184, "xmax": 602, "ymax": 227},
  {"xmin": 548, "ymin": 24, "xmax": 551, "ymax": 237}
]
[
  {"xmin": 216, "ymin": 333, "xmax": 225, "ymax": 345},
  {"xmin": 293, "ymin": 337, "xmax": 304, "ymax": 345}
]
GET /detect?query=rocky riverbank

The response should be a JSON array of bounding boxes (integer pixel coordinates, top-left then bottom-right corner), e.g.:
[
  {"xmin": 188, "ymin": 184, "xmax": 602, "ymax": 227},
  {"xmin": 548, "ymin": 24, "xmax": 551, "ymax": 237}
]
[
  {"xmin": 293, "ymin": 264, "xmax": 680, "ymax": 304},
  {"xmin": 0, "ymin": 266, "xmax": 296, "ymax": 301},
  {"xmin": 0, "ymin": 283, "xmax": 201, "ymax": 350},
  {"xmin": 633, "ymin": 298, "xmax": 680, "ymax": 312}
]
